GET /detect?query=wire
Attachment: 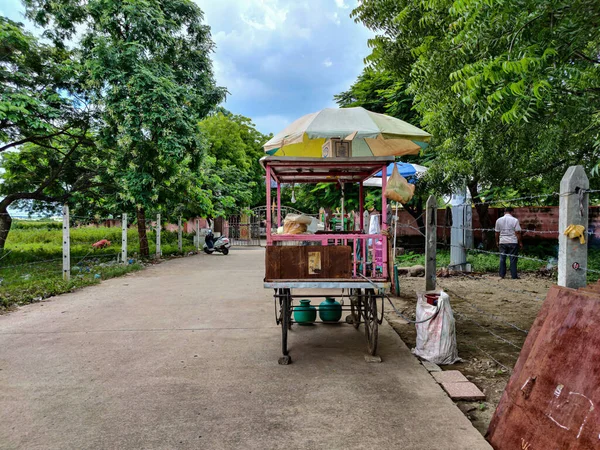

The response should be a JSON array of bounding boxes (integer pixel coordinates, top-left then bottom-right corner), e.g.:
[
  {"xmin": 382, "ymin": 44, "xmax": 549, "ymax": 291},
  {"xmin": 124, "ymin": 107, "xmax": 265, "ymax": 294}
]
[
  {"xmin": 454, "ymin": 311, "xmax": 523, "ymax": 350},
  {"xmin": 358, "ymin": 274, "xmax": 440, "ymax": 324},
  {"xmin": 441, "ymin": 285, "xmax": 530, "ymax": 334}
]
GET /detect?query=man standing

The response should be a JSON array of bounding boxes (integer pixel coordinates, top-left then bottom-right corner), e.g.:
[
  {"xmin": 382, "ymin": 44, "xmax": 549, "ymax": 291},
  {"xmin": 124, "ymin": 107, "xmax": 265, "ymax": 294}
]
[{"xmin": 495, "ymin": 207, "xmax": 523, "ymax": 279}]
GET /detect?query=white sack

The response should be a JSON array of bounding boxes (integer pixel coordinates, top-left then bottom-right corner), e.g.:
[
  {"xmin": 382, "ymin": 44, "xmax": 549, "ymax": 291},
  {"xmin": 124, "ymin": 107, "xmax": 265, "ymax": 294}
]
[{"xmin": 412, "ymin": 290, "xmax": 460, "ymax": 365}]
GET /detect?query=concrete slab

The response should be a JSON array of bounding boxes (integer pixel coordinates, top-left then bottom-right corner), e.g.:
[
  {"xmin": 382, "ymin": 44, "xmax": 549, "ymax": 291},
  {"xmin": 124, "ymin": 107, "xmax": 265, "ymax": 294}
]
[
  {"xmin": 422, "ymin": 361, "xmax": 442, "ymax": 372},
  {"xmin": 432, "ymin": 370, "xmax": 470, "ymax": 383},
  {"xmin": 0, "ymin": 248, "xmax": 491, "ymax": 450},
  {"xmin": 442, "ymin": 382, "xmax": 487, "ymax": 401}
]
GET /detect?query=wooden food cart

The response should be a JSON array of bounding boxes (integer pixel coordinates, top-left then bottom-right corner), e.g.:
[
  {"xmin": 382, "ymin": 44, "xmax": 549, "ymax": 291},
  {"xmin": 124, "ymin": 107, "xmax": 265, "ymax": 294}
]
[{"xmin": 262, "ymin": 156, "xmax": 393, "ymax": 364}]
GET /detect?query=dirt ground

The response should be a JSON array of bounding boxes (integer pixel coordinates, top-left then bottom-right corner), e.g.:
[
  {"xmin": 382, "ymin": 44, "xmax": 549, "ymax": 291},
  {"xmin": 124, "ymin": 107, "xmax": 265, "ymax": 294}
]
[{"xmin": 385, "ymin": 272, "xmax": 555, "ymax": 436}]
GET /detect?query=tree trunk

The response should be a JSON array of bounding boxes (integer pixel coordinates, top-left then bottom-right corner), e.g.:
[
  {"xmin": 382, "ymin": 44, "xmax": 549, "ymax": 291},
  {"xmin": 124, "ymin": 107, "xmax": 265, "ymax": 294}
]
[
  {"xmin": 468, "ymin": 183, "xmax": 494, "ymax": 249},
  {"xmin": 0, "ymin": 208, "xmax": 12, "ymax": 251},
  {"xmin": 137, "ymin": 206, "xmax": 149, "ymax": 258}
]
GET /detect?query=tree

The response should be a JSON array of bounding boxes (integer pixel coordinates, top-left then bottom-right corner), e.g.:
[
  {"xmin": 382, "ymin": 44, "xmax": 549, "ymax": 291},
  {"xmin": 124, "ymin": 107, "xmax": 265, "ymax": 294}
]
[
  {"xmin": 334, "ymin": 67, "xmax": 430, "ymax": 232},
  {"xmin": 0, "ymin": 17, "xmax": 102, "ymax": 247},
  {"xmin": 0, "ymin": 16, "xmax": 92, "ymax": 153},
  {"xmin": 198, "ymin": 112, "xmax": 271, "ymax": 216},
  {"xmin": 24, "ymin": 0, "xmax": 226, "ymax": 257},
  {"xmin": 351, "ymin": 0, "xmax": 600, "ymax": 244}
]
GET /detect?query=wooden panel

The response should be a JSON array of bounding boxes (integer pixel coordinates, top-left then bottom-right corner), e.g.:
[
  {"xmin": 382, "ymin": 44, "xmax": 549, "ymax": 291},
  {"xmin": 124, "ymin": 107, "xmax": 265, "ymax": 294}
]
[
  {"xmin": 326, "ymin": 246, "xmax": 352, "ymax": 278},
  {"xmin": 265, "ymin": 246, "xmax": 280, "ymax": 281},
  {"xmin": 265, "ymin": 245, "xmax": 352, "ymax": 280},
  {"xmin": 279, "ymin": 246, "xmax": 305, "ymax": 279},
  {"xmin": 487, "ymin": 284, "xmax": 600, "ymax": 449}
]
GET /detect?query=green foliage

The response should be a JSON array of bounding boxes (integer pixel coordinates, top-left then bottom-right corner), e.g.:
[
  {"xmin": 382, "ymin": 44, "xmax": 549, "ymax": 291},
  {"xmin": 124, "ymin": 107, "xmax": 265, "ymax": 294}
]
[
  {"xmin": 0, "ymin": 260, "xmax": 143, "ymax": 308},
  {"xmin": 0, "ymin": 223, "xmax": 199, "ymax": 307},
  {"xmin": 12, "ymin": 220, "xmax": 61, "ymax": 230},
  {"xmin": 0, "ymin": 16, "xmax": 88, "ymax": 153},
  {"xmin": 351, "ymin": 0, "xmax": 600, "ymax": 206},
  {"xmin": 198, "ymin": 112, "xmax": 271, "ymax": 215},
  {"xmin": 23, "ymin": 0, "xmax": 226, "ymax": 222}
]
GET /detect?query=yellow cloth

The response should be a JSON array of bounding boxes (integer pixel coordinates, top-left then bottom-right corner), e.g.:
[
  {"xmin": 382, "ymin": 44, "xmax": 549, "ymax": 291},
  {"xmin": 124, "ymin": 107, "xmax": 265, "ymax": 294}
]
[{"xmin": 563, "ymin": 224, "xmax": 586, "ymax": 244}]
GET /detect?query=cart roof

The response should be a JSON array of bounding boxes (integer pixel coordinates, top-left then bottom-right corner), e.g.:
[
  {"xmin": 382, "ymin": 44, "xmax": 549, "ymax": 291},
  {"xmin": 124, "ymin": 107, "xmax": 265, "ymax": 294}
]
[{"xmin": 260, "ymin": 156, "xmax": 394, "ymax": 183}]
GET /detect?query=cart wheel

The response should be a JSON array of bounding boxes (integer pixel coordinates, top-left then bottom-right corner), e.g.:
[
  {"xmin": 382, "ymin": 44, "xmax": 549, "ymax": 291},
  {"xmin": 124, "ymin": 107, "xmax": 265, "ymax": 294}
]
[
  {"xmin": 349, "ymin": 288, "xmax": 362, "ymax": 329},
  {"xmin": 364, "ymin": 289, "xmax": 379, "ymax": 356},
  {"xmin": 281, "ymin": 289, "xmax": 291, "ymax": 359}
]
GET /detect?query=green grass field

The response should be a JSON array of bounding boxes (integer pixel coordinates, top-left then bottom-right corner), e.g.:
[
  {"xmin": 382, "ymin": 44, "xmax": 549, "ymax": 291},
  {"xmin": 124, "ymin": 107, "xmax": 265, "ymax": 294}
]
[{"xmin": 0, "ymin": 220, "xmax": 199, "ymax": 308}]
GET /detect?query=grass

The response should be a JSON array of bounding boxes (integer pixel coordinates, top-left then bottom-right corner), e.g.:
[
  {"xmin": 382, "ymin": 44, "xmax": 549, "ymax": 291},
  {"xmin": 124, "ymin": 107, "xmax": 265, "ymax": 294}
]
[
  {"xmin": 395, "ymin": 247, "xmax": 600, "ymax": 283},
  {"xmin": 0, "ymin": 222, "xmax": 199, "ymax": 308}
]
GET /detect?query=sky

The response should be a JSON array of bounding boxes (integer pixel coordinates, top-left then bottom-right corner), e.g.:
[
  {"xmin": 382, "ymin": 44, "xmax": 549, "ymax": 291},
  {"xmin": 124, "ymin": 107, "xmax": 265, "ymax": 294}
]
[{"xmin": 2, "ymin": 0, "xmax": 373, "ymax": 135}]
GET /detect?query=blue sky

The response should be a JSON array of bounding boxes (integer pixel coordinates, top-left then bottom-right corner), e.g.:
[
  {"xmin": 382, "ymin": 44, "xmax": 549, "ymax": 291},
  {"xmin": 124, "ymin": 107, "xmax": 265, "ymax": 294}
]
[{"xmin": 2, "ymin": 0, "xmax": 373, "ymax": 135}]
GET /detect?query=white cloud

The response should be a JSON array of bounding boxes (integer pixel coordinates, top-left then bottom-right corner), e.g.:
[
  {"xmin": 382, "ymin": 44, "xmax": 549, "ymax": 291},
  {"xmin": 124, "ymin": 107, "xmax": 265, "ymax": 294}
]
[{"xmin": 195, "ymin": 0, "xmax": 374, "ymax": 134}]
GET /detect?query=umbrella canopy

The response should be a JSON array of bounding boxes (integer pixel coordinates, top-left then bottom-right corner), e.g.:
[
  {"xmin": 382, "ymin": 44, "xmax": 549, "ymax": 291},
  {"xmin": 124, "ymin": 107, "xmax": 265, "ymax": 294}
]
[
  {"xmin": 363, "ymin": 162, "xmax": 428, "ymax": 187},
  {"xmin": 263, "ymin": 107, "xmax": 431, "ymax": 157}
]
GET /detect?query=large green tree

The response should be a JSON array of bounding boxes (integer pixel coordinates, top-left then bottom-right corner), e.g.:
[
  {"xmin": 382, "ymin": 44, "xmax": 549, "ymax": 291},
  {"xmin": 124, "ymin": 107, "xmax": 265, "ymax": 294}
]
[
  {"xmin": 351, "ymin": 0, "xmax": 600, "ymax": 242},
  {"xmin": 0, "ymin": 16, "xmax": 91, "ymax": 153},
  {"xmin": 24, "ymin": 0, "xmax": 226, "ymax": 257},
  {"xmin": 198, "ymin": 112, "xmax": 271, "ymax": 216},
  {"xmin": 0, "ymin": 16, "xmax": 101, "ymax": 247}
]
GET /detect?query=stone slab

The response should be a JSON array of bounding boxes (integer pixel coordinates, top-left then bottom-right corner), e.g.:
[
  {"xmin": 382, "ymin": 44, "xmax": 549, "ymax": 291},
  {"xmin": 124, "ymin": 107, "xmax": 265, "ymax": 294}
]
[
  {"xmin": 422, "ymin": 361, "xmax": 442, "ymax": 372},
  {"xmin": 441, "ymin": 382, "xmax": 486, "ymax": 401},
  {"xmin": 432, "ymin": 370, "xmax": 469, "ymax": 383},
  {"xmin": 364, "ymin": 354, "xmax": 382, "ymax": 363}
]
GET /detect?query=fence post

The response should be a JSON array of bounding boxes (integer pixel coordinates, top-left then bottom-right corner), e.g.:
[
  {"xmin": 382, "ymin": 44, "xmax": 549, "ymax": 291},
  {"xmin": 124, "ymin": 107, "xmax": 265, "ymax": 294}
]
[
  {"xmin": 196, "ymin": 219, "xmax": 200, "ymax": 252},
  {"xmin": 62, "ymin": 204, "xmax": 70, "ymax": 281},
  {"xmin": 558, "ymin": 165, "xmax": 589, "ymax": 288},
  {"xmin": 425, "ymin": 195, "xmax": 437, "ymax": 291},
  {"xmin": 121, "ymin": 213, "xmax": 127, "ymax": 263},
  {"xmin": 178, "ymin": 216, "xmax": 183, "ymax": 253},
  {"xmin": 156, "ymin": 213, "xmax": 161, "ymax": 259}
]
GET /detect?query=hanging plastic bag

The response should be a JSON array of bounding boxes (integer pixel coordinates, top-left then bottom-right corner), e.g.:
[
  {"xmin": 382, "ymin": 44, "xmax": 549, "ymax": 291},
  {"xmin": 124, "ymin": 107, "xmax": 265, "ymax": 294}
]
[
  {"xmin": 412, "ymin": 290, "xmax": 460, "ymax": 365},
  {"xmin": 384, "ymin": 164, "xmax": 415, "ymax": 204}
]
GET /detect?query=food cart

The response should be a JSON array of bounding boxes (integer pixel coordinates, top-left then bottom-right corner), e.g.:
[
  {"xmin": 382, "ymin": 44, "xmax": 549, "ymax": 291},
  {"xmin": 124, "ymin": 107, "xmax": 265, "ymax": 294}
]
[{"xmin": 262, "ymin": 156, "xmax": 394, "ymax": 364}]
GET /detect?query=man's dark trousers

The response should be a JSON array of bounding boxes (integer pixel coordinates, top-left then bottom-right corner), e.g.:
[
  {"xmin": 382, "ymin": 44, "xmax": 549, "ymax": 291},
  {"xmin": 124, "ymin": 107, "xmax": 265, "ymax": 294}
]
[{"xmin": 499, "ymin": 243, "xmax": 519, "ymax": 279}]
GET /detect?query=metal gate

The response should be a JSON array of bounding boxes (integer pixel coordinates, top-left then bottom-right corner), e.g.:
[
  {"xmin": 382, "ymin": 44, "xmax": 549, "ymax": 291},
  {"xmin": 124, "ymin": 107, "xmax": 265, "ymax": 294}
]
[{"xmin": 227, "ymin": 206, "xmax": 312, "ymax": 246}]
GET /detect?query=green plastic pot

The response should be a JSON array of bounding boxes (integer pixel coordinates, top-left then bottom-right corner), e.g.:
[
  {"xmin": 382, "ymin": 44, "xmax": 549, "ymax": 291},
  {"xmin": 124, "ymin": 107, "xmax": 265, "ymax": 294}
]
[
  {"xmin": 294, "ymin": 299, "xmax": 317, "ymax": 325},
  {"xmin": 319, "ymin": 297, "xmax": 342, "ymax": 323}
]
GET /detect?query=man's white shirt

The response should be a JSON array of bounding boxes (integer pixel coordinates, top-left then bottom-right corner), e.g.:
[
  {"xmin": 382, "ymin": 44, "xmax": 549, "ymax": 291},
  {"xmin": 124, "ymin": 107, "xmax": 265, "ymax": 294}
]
[{"xmin": 495, "ymin": 214, "xmax": 521, "ymax": 244}]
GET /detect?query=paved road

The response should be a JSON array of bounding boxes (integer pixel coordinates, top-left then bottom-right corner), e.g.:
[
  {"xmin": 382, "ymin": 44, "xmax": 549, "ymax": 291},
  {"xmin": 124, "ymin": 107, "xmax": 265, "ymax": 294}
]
[{"xmin": 0, "ymin": 248, "xmax": 491, "ymax": 450}]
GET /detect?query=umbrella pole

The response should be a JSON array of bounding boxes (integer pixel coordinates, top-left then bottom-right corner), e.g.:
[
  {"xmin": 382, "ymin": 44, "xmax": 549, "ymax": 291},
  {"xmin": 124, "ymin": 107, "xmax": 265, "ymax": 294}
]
[
  {"xmin": 393, "ymin": 202, "xmax": 398, "ymax": 259},
  {"xmin": 340, "ymin": 183, "xmax": 345, "ymax": 231}
]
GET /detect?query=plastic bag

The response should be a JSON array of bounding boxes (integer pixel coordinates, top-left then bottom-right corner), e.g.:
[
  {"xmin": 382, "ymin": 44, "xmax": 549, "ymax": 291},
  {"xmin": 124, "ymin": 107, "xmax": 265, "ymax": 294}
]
[
  {"xmin": 384, "ymin": 164, "xmax": 415, "ymax": 204},
  {"xmin": 412, "ymin": 290, "xmax": 460, "ymax": 365},
  {"xmin": 282, "ymin": 214, "xmax": 311, "ymax": 234}
]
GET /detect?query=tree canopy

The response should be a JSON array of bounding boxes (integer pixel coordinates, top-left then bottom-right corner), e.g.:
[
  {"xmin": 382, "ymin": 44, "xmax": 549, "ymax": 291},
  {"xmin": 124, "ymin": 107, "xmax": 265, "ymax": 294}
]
[
  {"xmin": 350, "ymin": 0, "xmax": 600, "ymax": 235},
  {"xmin": 23, "ymin": 0, "xmax": 226, "ymax": 256}
]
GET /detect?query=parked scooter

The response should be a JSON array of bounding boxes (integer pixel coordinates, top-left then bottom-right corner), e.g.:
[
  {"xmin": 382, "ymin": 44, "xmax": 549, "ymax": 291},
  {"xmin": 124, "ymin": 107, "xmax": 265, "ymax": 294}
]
[{"xmin": 203, "ymin": 230, "xmax": 231, "ymax": 255}]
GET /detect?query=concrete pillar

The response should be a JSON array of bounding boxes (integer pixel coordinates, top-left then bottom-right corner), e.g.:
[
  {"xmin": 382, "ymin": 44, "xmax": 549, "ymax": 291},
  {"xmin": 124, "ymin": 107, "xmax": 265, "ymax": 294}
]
[
  {"xmin": 177, "ymin": 217, "xmax": 182, "ymax": 253},
  {"xmin": 450, "ymin": 189, "xmax": 469, "ymax": 271},
  {"xmin": 156, "ymin": 214, "xmax": 161, "ymax": 259},
  {"xmin": 425, "ymin": 195, "xmax": 437, "ymax": 291},
  {"xmin": 121, "ymin": 213, "xmax": 127, "ymax": 263},
  {"xmin": 558, "ymin": 165, "xmax": 589, "ymax": 288},
  {"xmin": 62, "ymin": 205, "xmax": 70, "ymax": 281}
]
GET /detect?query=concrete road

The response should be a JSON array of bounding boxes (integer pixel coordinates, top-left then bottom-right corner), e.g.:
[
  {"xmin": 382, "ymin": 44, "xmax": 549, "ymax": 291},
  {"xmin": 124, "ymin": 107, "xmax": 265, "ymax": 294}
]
[{"xmin": 0, "ymin": 248, "xmax": 491, "ymax": 450}]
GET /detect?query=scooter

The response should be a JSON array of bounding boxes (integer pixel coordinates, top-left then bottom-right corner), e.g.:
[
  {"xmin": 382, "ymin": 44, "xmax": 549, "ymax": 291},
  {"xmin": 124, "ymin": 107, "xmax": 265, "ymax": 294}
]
[{"xmin": 203, "ymin": 230, "xmax": 231, "ymax": 255}]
